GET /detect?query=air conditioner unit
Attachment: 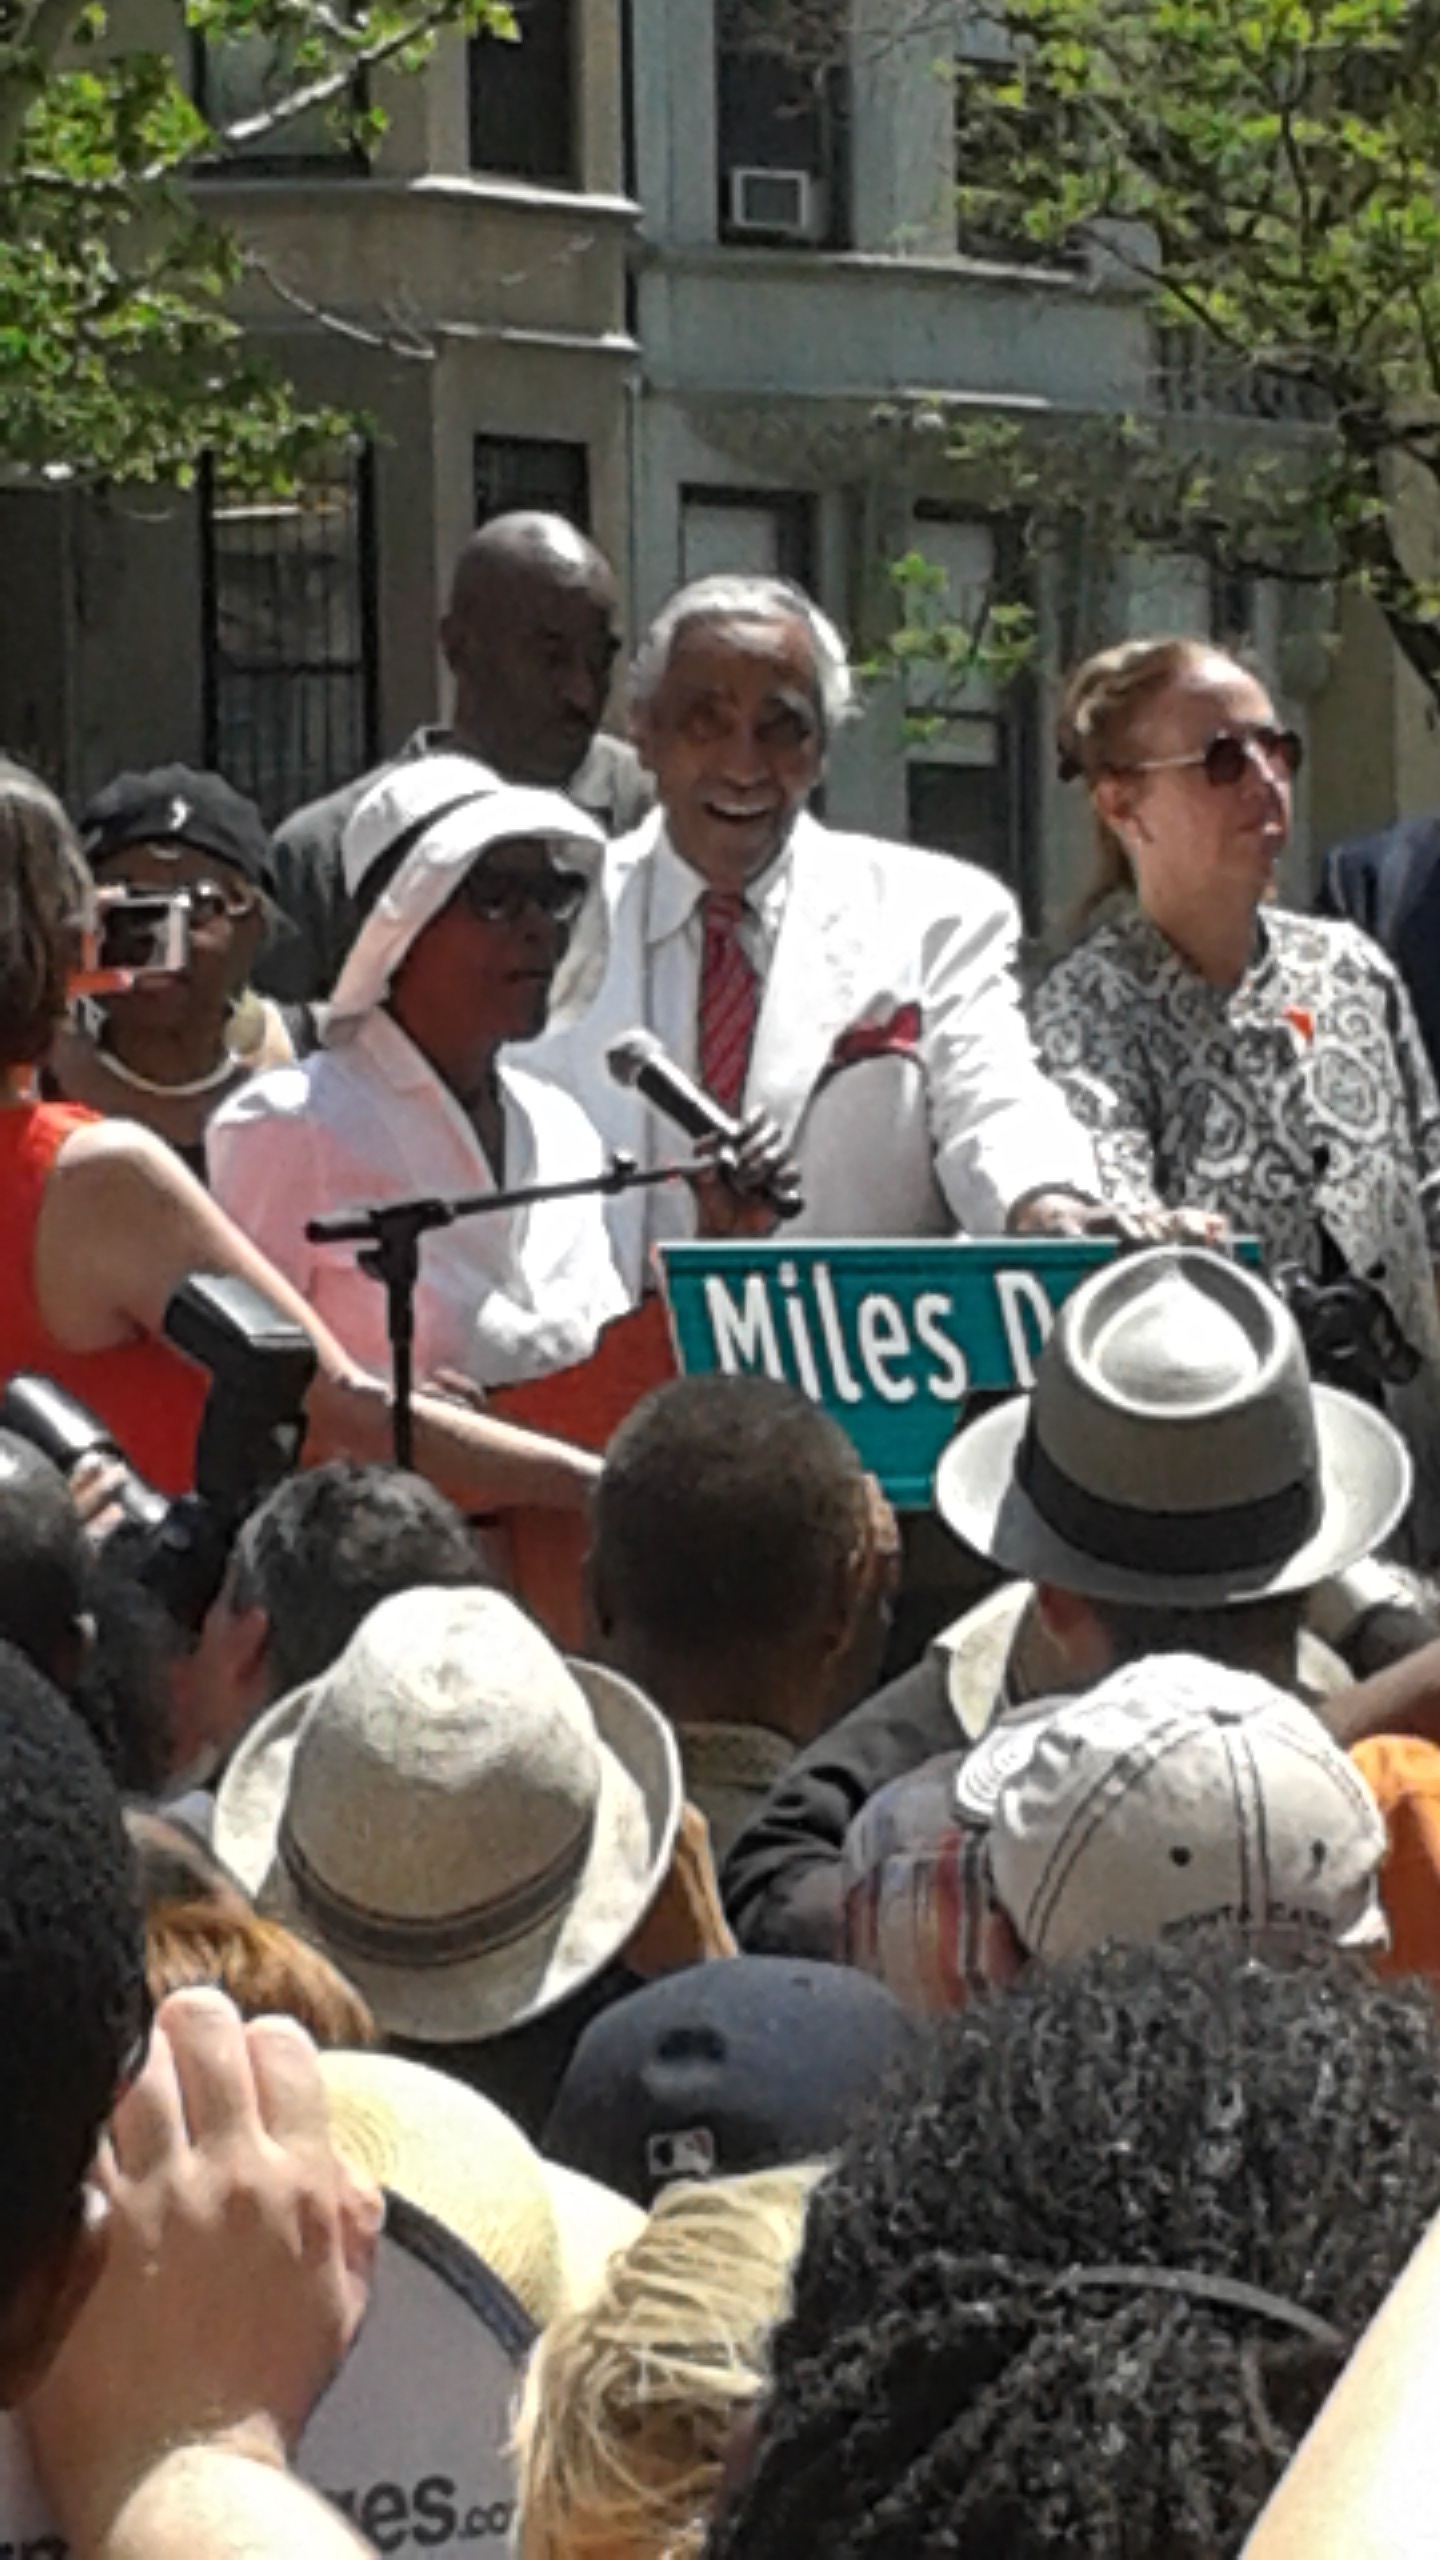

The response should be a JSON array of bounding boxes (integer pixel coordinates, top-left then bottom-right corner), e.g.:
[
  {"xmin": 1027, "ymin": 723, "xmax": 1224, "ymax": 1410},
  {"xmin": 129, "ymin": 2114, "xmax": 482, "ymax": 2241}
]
[{"xmin": 727, "ymin": 166, "xmax": 823, "ymax": 242}]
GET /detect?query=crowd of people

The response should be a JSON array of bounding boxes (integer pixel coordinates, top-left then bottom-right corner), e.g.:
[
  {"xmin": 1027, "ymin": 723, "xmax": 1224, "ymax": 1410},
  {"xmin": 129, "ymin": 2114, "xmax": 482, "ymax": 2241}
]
[{"xmin": 8, "ymin": 514, "xmax": 1440, "ymax": 2550}]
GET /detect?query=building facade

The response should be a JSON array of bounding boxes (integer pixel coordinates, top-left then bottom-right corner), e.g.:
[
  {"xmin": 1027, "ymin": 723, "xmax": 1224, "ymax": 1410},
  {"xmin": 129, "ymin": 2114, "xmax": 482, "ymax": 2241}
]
[
  {"xmin": 1, "ymin": 0, "xmax": 1436, "ymax": 900},
  {"xmin": 625, "ymin": 0, "xmax": 1440, "ymax": 922},
  {"xmin": 0, "ymin": 0, "xmax": 637, "ymax": 821}
]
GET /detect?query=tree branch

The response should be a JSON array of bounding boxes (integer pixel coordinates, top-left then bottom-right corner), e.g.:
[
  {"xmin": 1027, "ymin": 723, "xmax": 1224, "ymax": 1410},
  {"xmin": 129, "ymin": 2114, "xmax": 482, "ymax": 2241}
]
[
  {"xmin": 245, "ymin": 249, "xmax": 438, "ymax": 357},
  {"xmin": 209, "ymin": 0, "xmax": 459, "ymax": 152}
]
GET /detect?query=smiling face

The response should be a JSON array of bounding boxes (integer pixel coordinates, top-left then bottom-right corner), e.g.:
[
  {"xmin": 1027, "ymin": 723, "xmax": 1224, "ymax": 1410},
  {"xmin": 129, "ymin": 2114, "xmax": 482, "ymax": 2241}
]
[
  {"xmin": 634, "ymin": 613, "xmax": 826, "ymax": 891},
  {"xmin": 1094, "ymin": 652, "xmax": 1293, "ymax": 920},
  {"xmin": 387, "ymin": 834, "xmax": 574, "ymax": 1078}
]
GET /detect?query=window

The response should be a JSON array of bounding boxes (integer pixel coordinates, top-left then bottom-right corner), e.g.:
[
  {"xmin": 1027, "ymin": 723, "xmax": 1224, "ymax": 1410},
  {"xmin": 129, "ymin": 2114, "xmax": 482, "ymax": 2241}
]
[
  {"xmin": 715, "ymin": 3, "xmax": 849, "ymax": 248},
  {"xmin": 200, "ymin": 450, "xmax": 378, "ymax": 826},
  {"xmin": 469, "ymin": 0, "xmax": 576, "ymax": 187},
  {"xmin": 473, "ymin": 435, "xmax": 590, "ymax": 531},
  {"xmin": 680, "ymin": 487, "xmax": 817, "ymax": 589},
  {"xmin": 901, "ymin": 512, "xmax": 1035, "ymax": 915},
  {"xmin": 192, "ymin": 32, "xmax": 364, "ymax": 170},
  {"xmin": 908, "ymin": 757, "xmax": 1017, "ymax": 886}
]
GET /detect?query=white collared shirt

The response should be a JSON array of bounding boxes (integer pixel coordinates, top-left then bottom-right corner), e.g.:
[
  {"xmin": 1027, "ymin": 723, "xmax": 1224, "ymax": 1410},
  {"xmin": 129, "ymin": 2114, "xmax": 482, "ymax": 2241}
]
[
  {"xmin": 607, "ymin": 827, "xmax": 796, "ymax": 1267},
  {"xmin": 208, "ymin": 1009, "xmax": 628, "ymax": 1388},
  {"xmin": 642, "ymin": 827, "xmax": 796, "ymax": 1079}
]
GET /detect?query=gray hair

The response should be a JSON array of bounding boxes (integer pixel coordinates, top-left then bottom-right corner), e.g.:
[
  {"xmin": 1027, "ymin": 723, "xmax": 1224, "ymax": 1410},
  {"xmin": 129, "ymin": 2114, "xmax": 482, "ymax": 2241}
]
[{"xmin": 631, "ymin": 574, "xmax": 857, "ymax": 737}]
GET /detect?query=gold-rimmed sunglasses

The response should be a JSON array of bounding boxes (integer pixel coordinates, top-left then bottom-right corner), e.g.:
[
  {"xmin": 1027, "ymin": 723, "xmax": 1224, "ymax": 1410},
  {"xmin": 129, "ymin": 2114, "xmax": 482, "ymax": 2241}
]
[{"xmin": 1116, "ymin": 725, "xmax": 1304, "ymax": 788}]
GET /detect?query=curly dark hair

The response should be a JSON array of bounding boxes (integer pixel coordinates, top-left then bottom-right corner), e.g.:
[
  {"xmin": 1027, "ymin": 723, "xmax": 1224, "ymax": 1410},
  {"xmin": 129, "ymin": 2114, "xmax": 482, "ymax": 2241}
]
[{"xmin": 710, "ymin": 1932, "xmax": 1440, "ymax": 2559}]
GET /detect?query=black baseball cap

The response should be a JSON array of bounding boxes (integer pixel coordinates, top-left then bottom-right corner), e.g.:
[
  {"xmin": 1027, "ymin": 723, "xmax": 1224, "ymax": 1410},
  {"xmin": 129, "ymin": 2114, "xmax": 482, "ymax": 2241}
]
[
  {"xmin": 80, "ymin": 765, "xmax": 275, "ymax": 894},
  {"xmin": 542, "ymin": 1957, "xmax": 918, "ymax": 2208}
]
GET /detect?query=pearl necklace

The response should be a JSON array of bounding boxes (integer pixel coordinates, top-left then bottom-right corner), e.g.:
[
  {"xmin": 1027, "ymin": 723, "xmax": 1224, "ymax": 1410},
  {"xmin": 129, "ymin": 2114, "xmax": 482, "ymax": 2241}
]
[{"xmin": 93, "ymin": 1038, "xmax": 244, "ymax": 1100}]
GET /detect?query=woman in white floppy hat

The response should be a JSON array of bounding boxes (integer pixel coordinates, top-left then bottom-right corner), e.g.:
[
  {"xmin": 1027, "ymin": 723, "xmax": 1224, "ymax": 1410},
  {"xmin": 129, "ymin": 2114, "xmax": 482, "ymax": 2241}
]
[
  {"xmin": 211, "ymin": 757, "xmax": 792, "ymax": 1392},
  {"xmin": 215, "ymin": 1584, "xmax": 684, "ymax": 2132},
  {"xmin": 209, "ymin": 758, "xmax": 627, "ymax": 1394}
]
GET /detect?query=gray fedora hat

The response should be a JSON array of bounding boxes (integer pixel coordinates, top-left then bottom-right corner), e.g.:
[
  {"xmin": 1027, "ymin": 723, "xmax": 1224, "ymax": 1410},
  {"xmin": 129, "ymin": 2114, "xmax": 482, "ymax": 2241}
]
[
  {"xmin": 214, "ymin": 1585, "xmax": 681, "ymax": 2045},
  {"xmin": 935, "ymin": 1248, "xmax": 1411, "ymax": 1607}
]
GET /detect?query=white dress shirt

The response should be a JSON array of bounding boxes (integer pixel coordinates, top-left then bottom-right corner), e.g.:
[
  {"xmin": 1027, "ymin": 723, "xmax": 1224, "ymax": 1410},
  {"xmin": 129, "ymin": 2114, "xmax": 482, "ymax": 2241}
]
[
  {"xmin": 643, "ymin": 830, "xmax": 795, "ymax": 1076},
  {"xmin": 208, "ymin": 1009, "xmax": 628, "ymax": 1388},
  {"xmin": 614, "ymin": 833, "xmax": 796, "ymax": 1263}
]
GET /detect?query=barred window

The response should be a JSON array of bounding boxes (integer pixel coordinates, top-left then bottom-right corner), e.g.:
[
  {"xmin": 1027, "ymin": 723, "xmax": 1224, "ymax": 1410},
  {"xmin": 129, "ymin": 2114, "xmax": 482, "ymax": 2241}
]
[
  {"xmin": 473, "ymin": 434, "xmax": 591, "ymax": 531},
  {"xmin": 200, "ymin": 449, "xmax": 379, "ymax": 826}
]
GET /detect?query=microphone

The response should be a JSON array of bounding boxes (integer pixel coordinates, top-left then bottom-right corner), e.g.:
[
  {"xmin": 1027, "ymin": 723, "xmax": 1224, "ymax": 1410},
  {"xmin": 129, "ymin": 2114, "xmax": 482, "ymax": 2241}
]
[{"xmin": 607, "ymin": 1029, "xmax": 803, "ymax": 1219}]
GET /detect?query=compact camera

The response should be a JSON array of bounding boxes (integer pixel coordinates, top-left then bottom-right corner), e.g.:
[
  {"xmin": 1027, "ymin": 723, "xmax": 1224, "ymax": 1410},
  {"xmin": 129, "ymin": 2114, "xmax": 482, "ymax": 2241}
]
[{"xmin": 89, "ymin": 885, "xmax": 191, "ymax": 979}]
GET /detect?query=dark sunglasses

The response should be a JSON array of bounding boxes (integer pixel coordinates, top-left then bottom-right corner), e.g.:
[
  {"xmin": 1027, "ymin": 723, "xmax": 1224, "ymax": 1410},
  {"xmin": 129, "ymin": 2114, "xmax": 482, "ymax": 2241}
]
[
  {"xmin": 1123, "ymin": 725, "xmax": 1304, "ymax": 788},
  {"xmin": 184, "ymin": 879, "xmax": 262, "ymax": 926},
  {"xmin": 100, "ymin": 877, "xmax": 258, "ymax": 926},
  {"xmin": 459, "ymin": 864, "xmax": 588, "ymax": 926}
]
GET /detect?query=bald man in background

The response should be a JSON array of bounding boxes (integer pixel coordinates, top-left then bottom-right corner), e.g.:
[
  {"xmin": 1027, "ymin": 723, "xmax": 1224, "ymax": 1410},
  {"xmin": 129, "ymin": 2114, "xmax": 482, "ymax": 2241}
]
[{"xmin": 257, "ymin": 511, "xmax": 654, "ymax": 1003}]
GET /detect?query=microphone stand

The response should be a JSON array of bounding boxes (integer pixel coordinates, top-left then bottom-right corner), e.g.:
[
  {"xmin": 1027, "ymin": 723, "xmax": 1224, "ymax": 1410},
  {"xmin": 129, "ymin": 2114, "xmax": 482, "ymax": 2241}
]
[{"xmin": 305, "ymin": 1153, "xmax": 691, "ymax": 1470}]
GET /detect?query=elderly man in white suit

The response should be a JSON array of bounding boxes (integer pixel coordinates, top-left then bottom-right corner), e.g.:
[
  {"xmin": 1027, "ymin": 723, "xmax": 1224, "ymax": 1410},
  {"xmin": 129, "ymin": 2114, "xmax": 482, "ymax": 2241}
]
[{"xmin": 527, "ymin": 574, "xmax": 1107, "ymax": 1293}]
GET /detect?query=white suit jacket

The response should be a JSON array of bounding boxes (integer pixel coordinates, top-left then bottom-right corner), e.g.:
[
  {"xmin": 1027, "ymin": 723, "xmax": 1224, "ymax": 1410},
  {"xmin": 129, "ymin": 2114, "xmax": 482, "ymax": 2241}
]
[
  {"xmin": 527, "ymin": 810, "xmax": 1098, "ymax": 1293},
  {"xmin": 208, "ymin": 1010, "xmax": 628, "ymax": 1387}
]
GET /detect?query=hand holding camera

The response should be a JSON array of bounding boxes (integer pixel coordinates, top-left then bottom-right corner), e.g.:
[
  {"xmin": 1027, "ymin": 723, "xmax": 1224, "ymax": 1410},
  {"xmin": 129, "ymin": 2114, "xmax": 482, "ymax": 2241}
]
[{"xmin": 69, "ymin": 885, "xmax": 192, "ymax": 1000}]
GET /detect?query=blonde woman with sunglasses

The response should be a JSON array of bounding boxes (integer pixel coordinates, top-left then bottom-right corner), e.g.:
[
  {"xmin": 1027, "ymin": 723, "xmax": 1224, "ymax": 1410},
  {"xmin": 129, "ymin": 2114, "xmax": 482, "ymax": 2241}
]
[{"xmin": 1032, "ymin": 636, "xmax": 1440, "ymax": 1553}]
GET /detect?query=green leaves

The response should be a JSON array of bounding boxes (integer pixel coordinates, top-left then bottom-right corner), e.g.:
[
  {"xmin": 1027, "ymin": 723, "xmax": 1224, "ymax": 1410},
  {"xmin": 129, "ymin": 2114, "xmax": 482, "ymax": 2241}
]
[
  {"xmin": 889, "ymin": 0, "xmax": 1440, "ymax": 706},
  {"xmin": 0, "ymin": 0, "xmax": 511, "ymax": 485}
]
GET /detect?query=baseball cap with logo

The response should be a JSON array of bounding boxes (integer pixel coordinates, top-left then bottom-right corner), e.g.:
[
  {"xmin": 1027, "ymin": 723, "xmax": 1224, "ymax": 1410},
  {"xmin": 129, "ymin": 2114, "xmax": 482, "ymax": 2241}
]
[
  {"xmin": 80, "ymin": 764, "xmax": 274, "ymax": 892},
  {"xmin": 543, "ymin": 1957, "xmax": 918, "ymax": 2209},
  {"xmin": 954, "ymin": 1654, "xmax": 1389, "ymax": 1963}
]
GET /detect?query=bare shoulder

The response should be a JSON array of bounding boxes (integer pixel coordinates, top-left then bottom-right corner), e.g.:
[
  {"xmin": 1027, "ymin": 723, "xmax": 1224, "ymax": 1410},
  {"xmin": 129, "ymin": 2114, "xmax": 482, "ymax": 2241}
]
[{"xmin": 50, "ymin": 1112, "xmax": 193, "ymax": 1194}]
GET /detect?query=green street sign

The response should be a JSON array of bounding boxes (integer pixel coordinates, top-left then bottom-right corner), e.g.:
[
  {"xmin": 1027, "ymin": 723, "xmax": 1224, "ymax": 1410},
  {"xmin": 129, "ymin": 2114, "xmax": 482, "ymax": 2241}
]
[{"xmin": 656, "ymin": 1239, "xmax": 1257, "ymax": 1508}]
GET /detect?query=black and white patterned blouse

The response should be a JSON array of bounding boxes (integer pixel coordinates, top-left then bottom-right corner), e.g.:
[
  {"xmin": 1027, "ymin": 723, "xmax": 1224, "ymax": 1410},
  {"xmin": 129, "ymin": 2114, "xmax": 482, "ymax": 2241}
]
[{"xmin": 1031, "ymin": 902, "xmax": 1440, "ymax": 1366}]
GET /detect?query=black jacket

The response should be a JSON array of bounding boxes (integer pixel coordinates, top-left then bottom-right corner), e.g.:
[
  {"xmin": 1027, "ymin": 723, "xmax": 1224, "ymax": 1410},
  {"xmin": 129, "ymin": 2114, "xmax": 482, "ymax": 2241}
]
[
  {"xmin": 719, "ymin": 1648, "xmax": 959, "ymax": 1959},
  {"xmin": 1317, "ymin": 815, "xmax": 1440, "ymax": 1083}
]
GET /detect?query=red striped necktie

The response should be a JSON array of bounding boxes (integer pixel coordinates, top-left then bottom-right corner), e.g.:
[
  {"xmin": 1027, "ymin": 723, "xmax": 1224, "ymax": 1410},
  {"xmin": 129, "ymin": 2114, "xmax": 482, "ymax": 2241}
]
[{"xmin": 698, "ymin": 889, "xmax": 759, "ymax": 1115}]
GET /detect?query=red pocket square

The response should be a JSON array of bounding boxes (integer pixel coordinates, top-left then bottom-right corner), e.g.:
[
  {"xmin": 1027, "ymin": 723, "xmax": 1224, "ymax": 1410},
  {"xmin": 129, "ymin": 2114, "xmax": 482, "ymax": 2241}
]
[{"xmin": 828, "ymin": 1003, "xmax": 923, "ymax": 1070}]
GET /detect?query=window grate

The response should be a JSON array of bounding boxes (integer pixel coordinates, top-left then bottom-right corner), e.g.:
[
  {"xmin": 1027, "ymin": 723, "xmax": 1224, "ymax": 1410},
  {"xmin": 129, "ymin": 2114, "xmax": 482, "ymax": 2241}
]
[
  {"xmin": 200, "ymin": 448, "xmax": 379, "ymax": 827},
  {"xmin": 473, "ymin": 434, "xmax": 591, "ymax": 531}
]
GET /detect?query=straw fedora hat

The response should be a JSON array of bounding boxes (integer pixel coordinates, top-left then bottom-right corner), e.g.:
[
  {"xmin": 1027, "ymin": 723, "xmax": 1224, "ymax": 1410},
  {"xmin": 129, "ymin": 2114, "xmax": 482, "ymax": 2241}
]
[
  {"xmin": 320, "ymin": 2048, "xmax": 643, "ymax": 2328},
  {"xmin": 935, "ymin": 1248, "xmax": 1410, "ymax": 1608},
  {"xmin": 215, "ymin": 1586, "xmax": 681, "ymax": 2045}
]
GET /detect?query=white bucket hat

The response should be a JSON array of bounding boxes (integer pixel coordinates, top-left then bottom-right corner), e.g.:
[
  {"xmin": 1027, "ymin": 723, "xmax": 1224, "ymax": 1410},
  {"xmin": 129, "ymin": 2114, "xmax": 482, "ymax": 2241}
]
[
  {"xmin": 214, "ymin": 1586, "xmax": 681, "ymax": 2045},
  {"xmin": 936, "ymin": 1248, "xmax": 1410, "ymax": 1606},
  {"xmin": 329, "ymin": 754, "xmax": 608, "ymax": 1030},
  {"xmin": 954, "ymin": 1653, "xmax": 1389, "ymax": 1963}
]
